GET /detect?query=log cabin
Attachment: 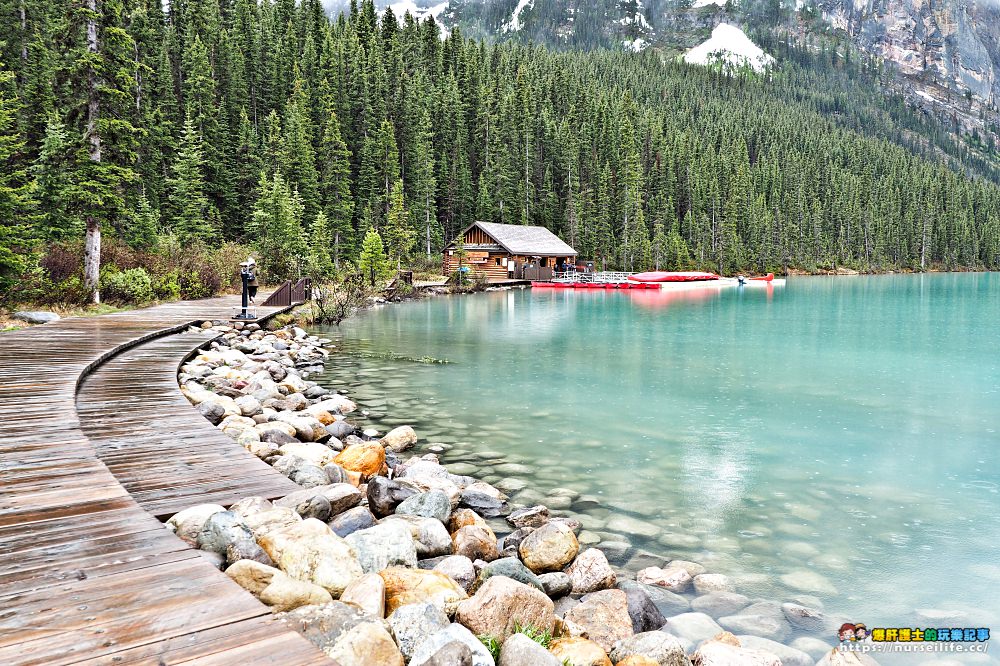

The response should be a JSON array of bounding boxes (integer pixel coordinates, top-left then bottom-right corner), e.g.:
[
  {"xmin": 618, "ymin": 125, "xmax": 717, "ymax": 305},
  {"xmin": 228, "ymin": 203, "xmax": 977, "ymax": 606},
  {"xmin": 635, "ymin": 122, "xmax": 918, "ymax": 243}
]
[{"xmin": 441, "ymin": 222, "xmax": 578, "ymax": 281}]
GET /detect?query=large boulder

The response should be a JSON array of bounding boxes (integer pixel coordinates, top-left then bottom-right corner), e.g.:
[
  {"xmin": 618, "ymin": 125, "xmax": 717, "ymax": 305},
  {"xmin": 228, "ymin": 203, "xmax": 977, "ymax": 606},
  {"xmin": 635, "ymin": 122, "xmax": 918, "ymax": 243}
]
[
  {"xmin": 14, "ymin": 310, "xmax": 59, "ymax": 324},
  {"xmin": 563, "ymin": 589, "xmax": 633, "ymax": 652},
  {"xmin": 257, "ymin": 518, "xmax": 363, "ymax": 596},
  {"xmin": 395, "ymin": 491, "xmax": 452, "ymax": 522},
  {"xmin": 167, "ymin": 503, "xmax": 225, "ymax": 543},
  {"xmin": 367, "ymin": 476, "xmax": 421, "ymax": 517},
  {"xmin": 279, "ymin": 601, "xmax": 401, "ymax": 666},
  {"xmin": 459, "ymin": 489, "xmax": 509, "ymax": 518},
  {"xmin": 225, "ymin": 538, "xmax": 274, "ymax": 567},
  {"xmin": 334, "ymin": 442, "xmax": 385, "ymax": 477},
  {"xmin": 452, "ymin": 524, "xmax": 499, "ymax": 562},
  {"xmin": 345, "ymin": 521, "xmax": 419, "ymax": 573},
  {"xmin": 340, "ymin": 572, "xmax": 386, "ymax": 618},
  {"xmin": 449, "ymin": 508, "xmax": 487, "ymax": 533},
  {"xmin": 387, "ymin": 602, "xmax": 451, "ymax": 661},
  {"xmin": 433, "ymin": 555, "xmax": 477, "ymax": 592},
  {"xmin": 381, "ymin": 425, "xmax": 419, "ymax": 452},
  {"xmin": 608, "ymin": 632, "xmax": 689, "ymax": 666},
  {"xmin": 277, "ymin": 441, "xmax": 337, "ymax": 466},
  {"xmin": 548, "ymin": 637, "xmax": 612, "ymax": 666},
  {"xmin": 196, "ymin": 511, "xmax": 254, "ymax": 555},
  {"xmin": 565, "ymin": 548, "xmax": 617, "ymax": 593},
  {"xmin": 328, "ymin": 617, "xmax": 404, "ymax": 666},
  {"xmin": 499, "ymin": 633, "xmax": 561, "ymax": 666},
  {"xmin": 471, "ymin": 557, "xmax": 544, "ymax": 593},
  {"xmin": 314, "ymin": 394, "xmax": 358, "ymax": 415},
  {"xmin": 409, "ymin": 623, "xmax": 496, "ymax": 666},
  {"xmin": 518, "ymin": 521, "xmax": 580, "ymax": 573},
  {"xmin": 379, "ymin": 566, "xmax": 468, "ymax": 615},
  {"xmin": 456, "ymin": 576, "xmax": 556, "ymax": 641},
  {"xmin": 421, "ymin": 642, "xmax": 474, "ymax": 666},
  {"xmin": 225, "ymin": 559, "xmax": 332, "ymax": 612},
  {"xmin": 275, "ymin": 484, "xmax": 362, "ymax": 518},
  {"xmin": 329, "ymin": 506, "xmax": 377, "ymax": 537},
  {"xmin": 384, "ymin": 515, "xmax": 453, "ymax": 558},
  {"xmin": 617, "ymin": 580, "xmax": 667, "ymax": 633},
  {"xmin": 537, "ymin": 572, "xmax": 573, "ymax": 598},
  {"xmin": 506, "ymin": 505, "xmax": 550, "ymax": 529},
  {"xmin": 243, "ymin": 506, "xmax": 301, "ymax": 537}
]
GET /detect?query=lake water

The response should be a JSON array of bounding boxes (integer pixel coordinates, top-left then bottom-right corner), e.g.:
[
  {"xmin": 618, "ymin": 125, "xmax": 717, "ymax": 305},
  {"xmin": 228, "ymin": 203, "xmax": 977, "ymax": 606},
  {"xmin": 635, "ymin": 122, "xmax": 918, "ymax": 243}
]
[{"xmin": 313, "ymin": 273, "xmax": 1000, "ymax": 661}]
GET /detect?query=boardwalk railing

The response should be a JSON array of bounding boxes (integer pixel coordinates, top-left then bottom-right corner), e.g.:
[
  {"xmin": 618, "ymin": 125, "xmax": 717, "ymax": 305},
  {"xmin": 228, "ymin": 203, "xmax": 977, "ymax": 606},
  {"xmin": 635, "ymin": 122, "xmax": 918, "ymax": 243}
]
[{"xmin": 261, "ymin": 278, "xmax": 312, "ymax": 307}]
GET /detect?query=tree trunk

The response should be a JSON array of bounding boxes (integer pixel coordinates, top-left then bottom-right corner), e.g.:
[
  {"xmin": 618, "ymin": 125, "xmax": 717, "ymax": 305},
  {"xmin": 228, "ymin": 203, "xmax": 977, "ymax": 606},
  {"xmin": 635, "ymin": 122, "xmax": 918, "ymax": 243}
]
[{"xmin": 83, "ymin": 0, "xmax": 102, "ymax": 303}]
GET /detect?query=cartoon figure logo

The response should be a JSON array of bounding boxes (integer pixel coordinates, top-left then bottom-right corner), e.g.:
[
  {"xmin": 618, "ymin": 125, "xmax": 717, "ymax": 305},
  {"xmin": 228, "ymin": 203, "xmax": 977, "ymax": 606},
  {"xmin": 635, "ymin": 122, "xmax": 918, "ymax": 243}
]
[
  {"xmin": 854, "ymin": 624, "xmax": 869, "ymax": 641},
  {"xmin": 839, "ymin": 623, "xmax": 856, "ymax": 643}
]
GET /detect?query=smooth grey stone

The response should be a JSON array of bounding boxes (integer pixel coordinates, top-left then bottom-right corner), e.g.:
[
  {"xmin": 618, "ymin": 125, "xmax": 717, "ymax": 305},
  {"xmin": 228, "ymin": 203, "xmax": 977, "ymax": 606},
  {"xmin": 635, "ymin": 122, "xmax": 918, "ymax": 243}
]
[
  {"xmin": 459, "ymin": 490, "xmax": 509, "ymax": 518},
  {"xmin": 395, "ymin": 491, "xmax": 452, "ymax": 522},
  {"xmin": 470, "ymin": 557, "xmax": 544, "ymax": 593},
  {"xmin": 14, "ymin": 310, "xmax": 59, "ymax": 324},
  {"xmin": 499, "ymin": 632, "xmax": 560, "ymax": 666},
  {"xmin": 367, "ymin": 476, "xmax": 421, "ymax": 517},
  {"xmin": 618, "ymin": 579, "xmax": 667, "ymax": 633},
  {"xmin": 196, "ymin": 511, "xmax": 253, "ymax": 555},
  {"xmin": 537, "ymin": 572, "xmax": 572, "ymax": 598},
  {"xmin": 328, "ymin": 506, "xmax": 377, "ymax": 537},
  {"xmin": 197, "ymin": 401, "xmax": 226, "ymax": 425},
  {"xmin": 387, "ymin": 602, "xmax": 451, "ymax": 661},
  {"xmin": 410, "ymin": 624, "xmax": 495, "ymax": 666},
  {"xmin": 690, "ymin": 591, "xmax": 751, "ymax": 619}
]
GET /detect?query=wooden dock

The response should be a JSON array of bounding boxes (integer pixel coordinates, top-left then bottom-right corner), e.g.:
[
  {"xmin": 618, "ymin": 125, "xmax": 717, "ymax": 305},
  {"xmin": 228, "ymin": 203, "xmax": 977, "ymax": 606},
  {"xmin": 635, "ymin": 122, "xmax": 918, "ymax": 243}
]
[{"xmin": 0, "ymin": 296, "xmax": 330, "ymax": 665}]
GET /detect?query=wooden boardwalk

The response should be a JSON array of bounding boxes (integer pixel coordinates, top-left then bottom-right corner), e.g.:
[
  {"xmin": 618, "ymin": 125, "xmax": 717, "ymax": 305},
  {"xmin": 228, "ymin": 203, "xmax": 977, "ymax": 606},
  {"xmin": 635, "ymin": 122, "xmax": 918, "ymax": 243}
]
[{"xmin": 0, "ymin": 297, "xmax": 330, "ymax": 665}]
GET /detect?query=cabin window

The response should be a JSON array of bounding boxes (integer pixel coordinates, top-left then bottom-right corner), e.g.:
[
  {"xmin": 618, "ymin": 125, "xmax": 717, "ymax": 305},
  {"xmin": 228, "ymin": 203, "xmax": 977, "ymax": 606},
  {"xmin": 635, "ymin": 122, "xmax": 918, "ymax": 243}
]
[
  {"xmin": 540, "ymin": 258, "xmax": 548, "ymax": 267},
  {"xmin": 495, "ymin": 258, "xmax": 502, "ymax": 266}
]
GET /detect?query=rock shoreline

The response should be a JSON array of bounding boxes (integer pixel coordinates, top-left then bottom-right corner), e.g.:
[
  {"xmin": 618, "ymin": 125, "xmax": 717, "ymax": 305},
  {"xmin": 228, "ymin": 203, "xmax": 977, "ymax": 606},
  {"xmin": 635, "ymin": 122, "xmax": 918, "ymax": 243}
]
[{"xmin": 172, "ymin": 319, "xmax": 868, "ymax": 666}]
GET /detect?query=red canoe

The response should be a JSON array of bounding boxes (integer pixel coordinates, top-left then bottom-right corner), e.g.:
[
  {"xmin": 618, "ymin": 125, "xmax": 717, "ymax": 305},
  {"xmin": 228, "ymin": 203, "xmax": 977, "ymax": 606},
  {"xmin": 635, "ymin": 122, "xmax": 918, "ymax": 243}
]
[
  {"xmin": 749, "ymin": 273, "xmax": 775, "ymax": 282},
  {"xmin": 627, "ymin": 271, "xmax": 720, "ymax": 283}
]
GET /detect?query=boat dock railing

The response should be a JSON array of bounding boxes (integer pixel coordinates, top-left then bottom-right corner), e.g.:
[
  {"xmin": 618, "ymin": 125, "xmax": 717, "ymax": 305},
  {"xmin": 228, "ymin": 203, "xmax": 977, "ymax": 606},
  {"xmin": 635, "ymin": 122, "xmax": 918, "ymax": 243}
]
[{"xmin": 553, "ymin": 270, "xmax": 632, "ymax": 284}]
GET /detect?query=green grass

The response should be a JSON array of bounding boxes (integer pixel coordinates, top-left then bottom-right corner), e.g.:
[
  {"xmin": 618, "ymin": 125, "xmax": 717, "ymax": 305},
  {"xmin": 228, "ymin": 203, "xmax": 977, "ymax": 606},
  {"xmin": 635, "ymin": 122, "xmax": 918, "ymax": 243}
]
[{"xmin": 477, "ymin": 622, "xmax": 556, "ymax": 661}]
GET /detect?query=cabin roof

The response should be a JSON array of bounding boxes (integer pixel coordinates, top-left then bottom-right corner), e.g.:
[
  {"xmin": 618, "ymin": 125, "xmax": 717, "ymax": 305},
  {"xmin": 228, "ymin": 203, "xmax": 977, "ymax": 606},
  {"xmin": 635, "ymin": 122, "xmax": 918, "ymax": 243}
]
[{"xmin": 445, "ymin": 222, "xmax": 577, "ymax": 256}]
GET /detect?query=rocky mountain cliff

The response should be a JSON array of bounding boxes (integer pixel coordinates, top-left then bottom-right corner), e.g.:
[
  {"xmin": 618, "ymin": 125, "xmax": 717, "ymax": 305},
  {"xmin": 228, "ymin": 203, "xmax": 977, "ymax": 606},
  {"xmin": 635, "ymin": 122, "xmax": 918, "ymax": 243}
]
[{"xmin": 817, "ymin": 0, "xmax": 999, "ymax": 104}]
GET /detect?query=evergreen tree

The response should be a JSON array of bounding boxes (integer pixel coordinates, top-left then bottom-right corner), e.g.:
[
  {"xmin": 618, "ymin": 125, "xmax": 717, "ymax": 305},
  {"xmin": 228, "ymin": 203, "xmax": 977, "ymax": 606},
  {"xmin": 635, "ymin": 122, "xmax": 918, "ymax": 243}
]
[
  {"xmin": 166, "ymin": 115, "xmax": 217, "ymax": 243},
  {"xmin": 357, "ymin": 226, "xmax": 391, "ymax": 286},
  {"xmin": 383, "ymin": 178, "xmax": 414, "ymax": 264},
  {"xmin": 32, "ymin": 115, "xmax": 75, "ymax": 241},
  {"xmin": 249, "ymin": 171, "xmax": 308, "ymax": 279},
  {"xmin": 0, "ymin": 64, "xmax": 35, "ymax": 294},
  {"xmin": 307, "ymin": 210, "xmax": 335, "ymax": 277}
]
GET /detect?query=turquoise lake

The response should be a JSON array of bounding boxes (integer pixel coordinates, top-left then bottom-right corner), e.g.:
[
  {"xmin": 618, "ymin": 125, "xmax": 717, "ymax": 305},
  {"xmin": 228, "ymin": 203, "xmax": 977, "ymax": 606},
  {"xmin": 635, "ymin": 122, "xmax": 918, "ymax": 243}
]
[{"xmin": 314, "ymin": 273, "xmax": 1000, "ymax": 658}]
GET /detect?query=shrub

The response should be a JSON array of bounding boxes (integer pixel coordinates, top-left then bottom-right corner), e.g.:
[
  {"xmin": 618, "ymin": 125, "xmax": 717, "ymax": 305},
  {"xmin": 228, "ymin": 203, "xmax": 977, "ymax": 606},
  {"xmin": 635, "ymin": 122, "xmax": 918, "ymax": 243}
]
[
  {"xmin": 153, "ymin": 272, "xmax": 181, "ymax": 300},
  {"xmin": 99, "ymin": 267, "xmax": 155, "ymax": 304}
]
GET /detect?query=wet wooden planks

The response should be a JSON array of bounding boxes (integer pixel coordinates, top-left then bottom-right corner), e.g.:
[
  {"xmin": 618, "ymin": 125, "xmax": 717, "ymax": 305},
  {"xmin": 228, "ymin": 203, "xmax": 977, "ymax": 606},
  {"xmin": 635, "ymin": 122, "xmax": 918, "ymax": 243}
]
[
  {"xmin": 0, "ymin": 298, "xmax": 329, "ymax": 665},
  {"xmin": 76, "ymin": 328, "xmax": 302, "ymax": 517}
]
